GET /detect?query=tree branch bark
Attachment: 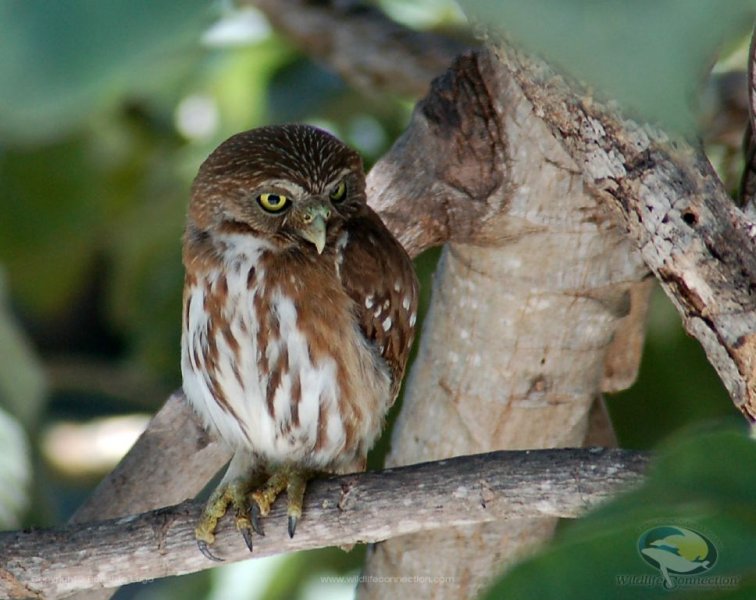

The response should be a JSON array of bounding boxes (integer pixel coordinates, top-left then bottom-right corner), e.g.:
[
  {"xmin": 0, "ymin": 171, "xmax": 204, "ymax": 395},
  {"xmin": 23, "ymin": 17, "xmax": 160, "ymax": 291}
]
[
  {"xmin": 494, "ymin": 43, "xmax": 756, "ymax": 419},
  {"xmin": 247, "ymin": 0, "xmax": 469, "ymax": 98},
  {"xmin": 359, "ymin": 47, "xmax": 651, "ymax": 599},
  {"xmin": 0, "ymin": 448, "xmax": 648, "ymax": 599}
]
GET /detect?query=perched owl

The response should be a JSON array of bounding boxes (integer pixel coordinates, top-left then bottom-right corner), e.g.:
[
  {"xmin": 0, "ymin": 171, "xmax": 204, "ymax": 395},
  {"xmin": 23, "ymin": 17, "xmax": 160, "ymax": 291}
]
[{"xmin": 181, "ymin": 124, "xmax": 419, "ymax": 559}]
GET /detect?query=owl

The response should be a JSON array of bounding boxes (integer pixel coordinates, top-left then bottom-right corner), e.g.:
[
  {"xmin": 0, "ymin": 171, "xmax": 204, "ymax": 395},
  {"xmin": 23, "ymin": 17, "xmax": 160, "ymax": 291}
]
[{"xmin": 181, "ymin": 124, "xmax": 419, "ymax": 560}]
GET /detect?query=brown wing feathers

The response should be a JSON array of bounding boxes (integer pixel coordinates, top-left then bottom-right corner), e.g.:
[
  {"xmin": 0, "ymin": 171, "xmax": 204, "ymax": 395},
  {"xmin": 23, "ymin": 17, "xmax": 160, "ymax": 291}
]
[{"xmin": 340, "ymin": 209, "xmax": 419, "ymax": 400}]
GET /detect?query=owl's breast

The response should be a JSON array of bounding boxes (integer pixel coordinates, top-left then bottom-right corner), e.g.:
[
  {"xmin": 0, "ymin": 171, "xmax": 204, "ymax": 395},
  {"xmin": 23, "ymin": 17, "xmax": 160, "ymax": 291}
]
[{"xmin": 181, "ymin": 246, "xmax": 391, "ymax": 470}]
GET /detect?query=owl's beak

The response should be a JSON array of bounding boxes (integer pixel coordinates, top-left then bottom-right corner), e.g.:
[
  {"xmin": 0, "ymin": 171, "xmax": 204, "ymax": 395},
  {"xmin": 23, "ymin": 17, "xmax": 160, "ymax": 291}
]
[{"xmin": 298, "ymin": 203, "xmax": 331, "ymax": 254}]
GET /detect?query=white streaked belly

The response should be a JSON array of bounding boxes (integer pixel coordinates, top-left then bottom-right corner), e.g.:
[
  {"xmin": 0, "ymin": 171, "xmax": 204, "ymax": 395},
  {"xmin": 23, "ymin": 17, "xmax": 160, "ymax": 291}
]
[{"xmin": 181, "ymin": 258, "xmax": 360, "ymax": 468}]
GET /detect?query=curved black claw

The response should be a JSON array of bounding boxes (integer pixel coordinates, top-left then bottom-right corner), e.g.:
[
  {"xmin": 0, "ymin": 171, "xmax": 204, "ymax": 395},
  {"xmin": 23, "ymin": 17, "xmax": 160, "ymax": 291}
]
[
  {"xmin": 288, "ymin": 515, "xmax": 298, "ymax": 539},
  {"xmin": 250, "ymin": 503, "xmax": 265, "ymax": 537},
  {"xmin": 197, "ymin": 540, "xmax": 224, "ymax": 562},
  {"xmin": 240, "ymin": 526, "xmax": 254, "ymax": 552}
]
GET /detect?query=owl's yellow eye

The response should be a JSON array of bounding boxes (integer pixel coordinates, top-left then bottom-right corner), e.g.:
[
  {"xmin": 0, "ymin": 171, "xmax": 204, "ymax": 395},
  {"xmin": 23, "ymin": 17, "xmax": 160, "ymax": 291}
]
[
  {"xmin": 329, "ymin": 180, "xmax": 346, "ymax": 202},
  {"xmin": 257, "ymin": 193, "xmax": 290, "ymax": 213}
]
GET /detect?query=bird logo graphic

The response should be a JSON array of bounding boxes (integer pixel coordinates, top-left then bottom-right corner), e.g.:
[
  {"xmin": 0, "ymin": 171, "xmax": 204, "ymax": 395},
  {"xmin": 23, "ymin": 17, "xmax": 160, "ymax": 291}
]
[{"xmin": 637, "ymin": 526, "xmax": 717, "ymax": 588}]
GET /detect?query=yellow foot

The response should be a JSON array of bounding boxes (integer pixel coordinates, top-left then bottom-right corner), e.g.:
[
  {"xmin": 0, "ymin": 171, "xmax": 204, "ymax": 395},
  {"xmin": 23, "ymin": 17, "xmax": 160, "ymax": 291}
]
[
  {"xmin": 250, "ymin": 466, "xmax": 312, "ymax": 539},
  {"xmin": 194, "ymin": 466, "xmax": 313, "ymax": 561},
  {"xmin": 195, "ymin": 474, "xmax": 262, "ymax": 561}
]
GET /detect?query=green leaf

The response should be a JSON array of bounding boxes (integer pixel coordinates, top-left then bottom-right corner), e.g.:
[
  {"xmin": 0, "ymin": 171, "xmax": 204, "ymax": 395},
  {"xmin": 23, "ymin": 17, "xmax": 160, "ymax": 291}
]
[
  {"xmin": 0, "ymin": 137, "xmax": 106, "ymax": 316},
  {"xmin": 482, "ymin": 425, "xmax": 756, "ymax": 600},
  {"xmin": 0, "ymin": 406, "xmax": 32, "ymax": 528},
  {"xmin": 0, "ymin": 0, "xmax": 212, "ymax": 143},
  {"xmin": 458, "ymin": 0, "xmax": 756, "ymax": 133},
  {"xmin": 608, "ymin": 287, "xmax": 732, "ymax": 448},
  {"xmin": 0, "ymin": 268, "xmax": 47, "ymax": 429}
]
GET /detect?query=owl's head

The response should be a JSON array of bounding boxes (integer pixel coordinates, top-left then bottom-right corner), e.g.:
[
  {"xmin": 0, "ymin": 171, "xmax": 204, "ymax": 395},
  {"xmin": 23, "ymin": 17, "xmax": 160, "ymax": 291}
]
[{"xmin": 189, "ymin": 124, "xmax": 366, "ymax": 253}]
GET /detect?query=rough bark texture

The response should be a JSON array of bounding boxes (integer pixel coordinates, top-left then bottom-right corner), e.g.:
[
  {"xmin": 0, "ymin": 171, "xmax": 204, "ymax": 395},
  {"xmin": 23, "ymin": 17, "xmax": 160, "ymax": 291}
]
[
  {"xmin": 495, "ymin": 44, "xmax": 756, "ymax": 419},
  {"xmin": 358, "ymin": 50, "xmax": 650, "ymax": 599},
  {"xmin": 0, "ymin": 448, "xmax": 648, "ymax": 599}
]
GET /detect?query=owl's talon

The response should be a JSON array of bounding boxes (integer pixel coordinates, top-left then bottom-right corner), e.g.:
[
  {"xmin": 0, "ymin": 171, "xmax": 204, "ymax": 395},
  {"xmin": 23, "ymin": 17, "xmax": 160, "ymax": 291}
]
[
  {"xmin": 247, "ymin": 466, "xmax": 310, "ymax": 539},
  {"xmin": 197, "ymin": 540, "xmax": 224, "ymax": 562},
  {"xmin": 288, "ymin": 515, "xmax": 298, "ymax": 539},
  {"xmin": 250, "ymin": 502, "xmax": 265, "ymax": 537},
  {"xmin": 234, "ymin": 510, "xmax": 256, "ymax": 552},
  {"xmin": 239, "ymin": 526, "xmax": 255, "ymax": 552},
  {"xmin": 285, "ymin": 468, "xmax": 307, "ymax": 538},
  {"xmin": 195, "ymin": 482, "xmax": 235, "ymax": 561}
]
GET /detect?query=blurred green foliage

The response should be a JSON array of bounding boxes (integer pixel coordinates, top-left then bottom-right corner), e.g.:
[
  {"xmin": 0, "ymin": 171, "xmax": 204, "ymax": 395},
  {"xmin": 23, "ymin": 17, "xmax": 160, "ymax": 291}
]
[
  {"xmin": 459, "ymin": 0, "xmax": 756, "ymax": 133},
  {"xmin": 0, "ymin": 1, "xmax": 751, "ymax": 599},
  {"xmin": 607, "ymin": 286, "xmax": 734, "ymax": 449},
  {"xmin": 0, "ymin": 0, "xmax": 211, "ymax": 142}
]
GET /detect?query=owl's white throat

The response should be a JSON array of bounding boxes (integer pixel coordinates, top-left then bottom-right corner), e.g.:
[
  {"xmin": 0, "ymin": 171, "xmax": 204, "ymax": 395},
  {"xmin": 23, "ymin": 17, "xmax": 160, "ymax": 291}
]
[{"xmin": 217, "ymin": 232, "xmax": 275, "ymax": 263}]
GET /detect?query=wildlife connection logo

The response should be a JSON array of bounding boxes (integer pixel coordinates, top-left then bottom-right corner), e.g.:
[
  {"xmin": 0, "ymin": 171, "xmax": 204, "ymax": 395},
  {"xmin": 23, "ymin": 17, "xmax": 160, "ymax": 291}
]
[{"xmin": 616, "ymin": 524, "xmax": 740, "ymax": 591}]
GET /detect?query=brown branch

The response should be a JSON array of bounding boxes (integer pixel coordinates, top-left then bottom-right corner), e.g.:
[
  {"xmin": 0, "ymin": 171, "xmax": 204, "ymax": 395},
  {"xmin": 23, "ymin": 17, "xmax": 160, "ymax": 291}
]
[
  {"xmin": 492, "ymin": 44, "xmax": 756, "ymax": 420},
  {"xmin": 359, "ymin": 47, "xmax": 652, "ymax": 597},
  {"xmin": 0, "ymin": 448, "xmax": 648, "ymax": 599},
  {"xmin": 368, "ymin": 43, "xmax": 754, "ymax": 419},
  {"xmin": 247, "ymin": 0, "xmax": 469, "ymax": 97}
]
